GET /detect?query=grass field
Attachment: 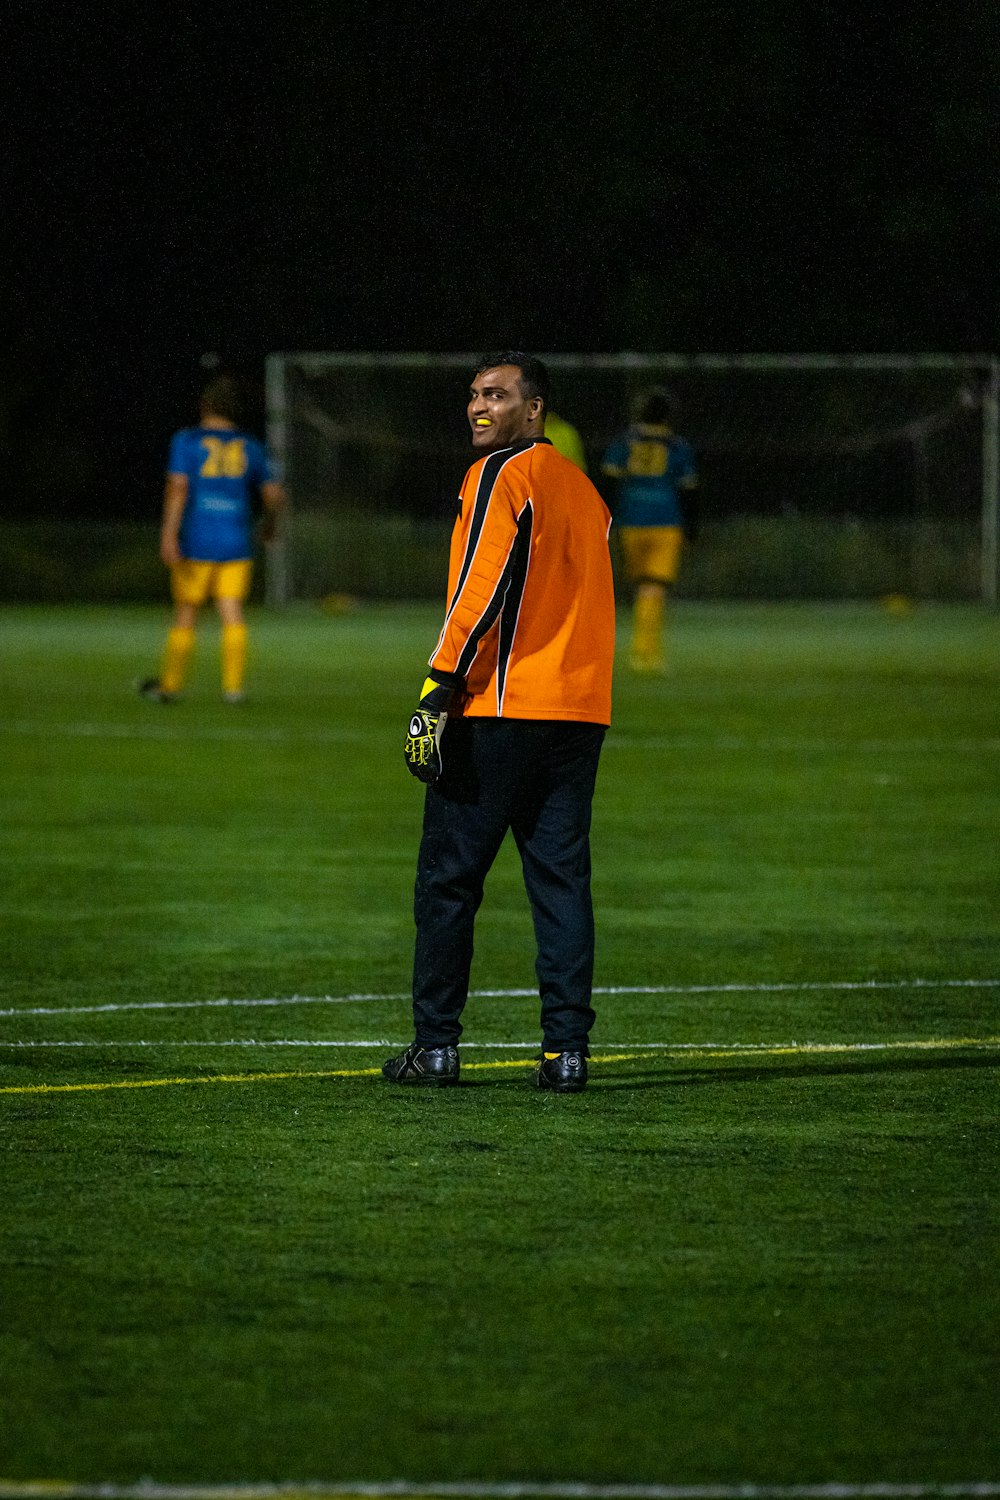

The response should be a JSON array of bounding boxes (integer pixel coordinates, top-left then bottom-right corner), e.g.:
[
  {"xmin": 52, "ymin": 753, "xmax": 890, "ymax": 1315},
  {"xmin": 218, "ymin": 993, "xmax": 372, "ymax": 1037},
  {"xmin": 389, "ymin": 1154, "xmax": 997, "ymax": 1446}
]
[{"xmin": 1, "ymin": 601, "xmax": 998, "ymax": 1495}]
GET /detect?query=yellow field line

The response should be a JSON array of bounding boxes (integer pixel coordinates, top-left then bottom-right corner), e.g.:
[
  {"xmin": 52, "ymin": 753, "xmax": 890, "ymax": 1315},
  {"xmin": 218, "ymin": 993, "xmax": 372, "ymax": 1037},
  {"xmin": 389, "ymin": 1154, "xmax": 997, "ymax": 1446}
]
[
  {"xmin": 0, "ymin": 1038, "xmax": 997, "ymax": 1097},
  {"xmin": 0, "ymin": 1064, "xmax": 386, "ymax": 1095}
]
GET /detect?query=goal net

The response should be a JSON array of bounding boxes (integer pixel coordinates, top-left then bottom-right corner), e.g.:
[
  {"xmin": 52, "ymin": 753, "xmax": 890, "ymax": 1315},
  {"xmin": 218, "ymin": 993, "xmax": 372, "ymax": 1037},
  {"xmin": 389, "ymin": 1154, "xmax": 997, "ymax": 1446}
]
[{"xmin": 265, "ymin": 352, "xmax": 1000, "ymax": 606}]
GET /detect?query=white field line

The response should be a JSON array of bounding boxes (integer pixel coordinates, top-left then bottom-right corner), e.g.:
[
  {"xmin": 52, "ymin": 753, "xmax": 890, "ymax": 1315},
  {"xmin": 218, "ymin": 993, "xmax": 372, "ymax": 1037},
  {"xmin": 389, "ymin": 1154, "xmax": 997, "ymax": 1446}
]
[
  {"xmin": 1, "ymin": 977, "xmax": 997, "ymax": 1022},
  {"xmin": 2, "ymin": 1039, "xmax": 999, "ymax": 1057},
  {"xmin": 5, "ymin": 719, "xmax": 365, "ymax": 746},
  {"xmin": 608, "ymin": 735, "xmax": 1000, "ymax": 755},
  {"xmin": 6, "ymin": 717, "xmax": 1000, "ymax": 755},
  {"xmin": 0, "ymin": 1480, "xmax": 998, "ymax": 1500}
]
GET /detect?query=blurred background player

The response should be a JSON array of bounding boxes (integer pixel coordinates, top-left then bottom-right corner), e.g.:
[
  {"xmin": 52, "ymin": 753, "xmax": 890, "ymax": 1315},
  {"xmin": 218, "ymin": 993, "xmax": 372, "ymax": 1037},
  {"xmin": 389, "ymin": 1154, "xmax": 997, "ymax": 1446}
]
[
  {"xmin": 601, "ymin": 387, "xmax": 698, "ymax": 672},
  {"xmin": 139, "ymin": 375, "xmax": 284, "ymax": 704},
  {"xmin": 543, "ymin": 409, "xmax": 588, "ymax": 471}
]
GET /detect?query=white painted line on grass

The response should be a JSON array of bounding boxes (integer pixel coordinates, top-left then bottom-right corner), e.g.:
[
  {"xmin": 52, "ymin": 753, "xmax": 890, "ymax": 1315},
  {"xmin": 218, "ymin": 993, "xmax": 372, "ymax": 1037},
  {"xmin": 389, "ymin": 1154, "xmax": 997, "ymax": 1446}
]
[
  {"xmin": 0, "ymin": 1038, "xmax": 389, "ymax": 1049},
  {"xmin": 5, "ymin": 719, "xmax": 367, "ymax": 746},
  {"xmin": 0, "ymin": 992, "xmax": 413, "ymax": 1019},
  {"xmin": 1, "ymin": 977, "xmax": 997, "ymax": 1021},
  {"xmin": 7, "ymin": 716, "xmax": 1000, "ymax": 756},
  {"xmin": 0, "ymin": 1479, "xmax": 998, "ymax": 1500},
  {"xmin": 607, "ymin": 734, "xmax": 1000, "ymax": 755},
  {"xmin": 2, "ymin": 1037, "xmax": 999, "ymax": 1055}
]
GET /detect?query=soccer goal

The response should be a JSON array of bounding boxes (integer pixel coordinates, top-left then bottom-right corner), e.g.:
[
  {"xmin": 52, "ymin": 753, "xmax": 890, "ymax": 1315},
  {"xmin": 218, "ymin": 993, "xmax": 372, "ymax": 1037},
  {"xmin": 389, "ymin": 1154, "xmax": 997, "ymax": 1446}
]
[{"xmin": 264, "ymin": 351, "xmax": 1000, "ymax": 608}]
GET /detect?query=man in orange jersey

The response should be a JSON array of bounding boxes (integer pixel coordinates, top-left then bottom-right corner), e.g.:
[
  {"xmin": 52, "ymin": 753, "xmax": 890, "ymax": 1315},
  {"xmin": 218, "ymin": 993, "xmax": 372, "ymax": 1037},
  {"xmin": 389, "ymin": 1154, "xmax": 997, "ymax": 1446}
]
[{"xmin": 384, "ymin": 353, "xmax": 616, "ymax": 1094}]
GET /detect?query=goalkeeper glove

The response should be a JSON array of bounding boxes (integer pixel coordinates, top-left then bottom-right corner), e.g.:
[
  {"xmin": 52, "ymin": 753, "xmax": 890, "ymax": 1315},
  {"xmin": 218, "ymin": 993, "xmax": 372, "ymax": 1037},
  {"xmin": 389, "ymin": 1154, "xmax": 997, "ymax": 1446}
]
[{"xmin": 404, "ymin": 677, "xmax": 454, "ymax": 783}]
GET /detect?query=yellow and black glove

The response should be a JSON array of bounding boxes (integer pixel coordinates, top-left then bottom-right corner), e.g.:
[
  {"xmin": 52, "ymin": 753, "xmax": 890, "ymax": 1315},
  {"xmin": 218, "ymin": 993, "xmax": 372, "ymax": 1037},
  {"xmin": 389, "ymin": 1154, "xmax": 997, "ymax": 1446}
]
[{"xmin": 403, "ymin": 677, "xmax": 454, "ymax": 784}]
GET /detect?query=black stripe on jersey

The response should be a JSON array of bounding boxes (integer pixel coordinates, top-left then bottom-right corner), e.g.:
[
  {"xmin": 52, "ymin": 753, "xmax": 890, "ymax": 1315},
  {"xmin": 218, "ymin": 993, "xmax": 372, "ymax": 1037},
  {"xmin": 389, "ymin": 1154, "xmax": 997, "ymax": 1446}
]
[
  {"xmin": 444, "ymin": 441, "xmax": 536, "ymax": 623},
  {"xmin": 494, "ymin": 500, "xmax": 533, "ymax": 714},
  {"xmin": 454, "ymin": 499, "xmax": 534, "ymax": 682}
]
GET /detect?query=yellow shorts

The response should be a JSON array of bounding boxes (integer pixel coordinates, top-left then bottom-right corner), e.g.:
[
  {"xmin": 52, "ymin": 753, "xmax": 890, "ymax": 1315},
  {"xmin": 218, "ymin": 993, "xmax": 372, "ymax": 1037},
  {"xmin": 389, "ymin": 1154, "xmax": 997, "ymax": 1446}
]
[
  {"xmin": 171, "ymin": 559, "xmax": 253, "ymax": 606},
  {"xmin": 617, "ymin": 526, "xmax": 684, "ymax": 585}
]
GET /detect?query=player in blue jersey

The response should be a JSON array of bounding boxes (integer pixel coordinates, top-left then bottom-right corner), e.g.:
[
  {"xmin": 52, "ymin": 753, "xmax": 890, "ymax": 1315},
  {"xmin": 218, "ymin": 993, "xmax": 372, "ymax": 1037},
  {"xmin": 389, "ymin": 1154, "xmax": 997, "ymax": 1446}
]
[
  {"xmin": 602, "ymin": 387, "xmax": 699, "ymax": 672},
  {"xmin": 138, "ymin": 376, "xmax": 285, "ymax": 704}
]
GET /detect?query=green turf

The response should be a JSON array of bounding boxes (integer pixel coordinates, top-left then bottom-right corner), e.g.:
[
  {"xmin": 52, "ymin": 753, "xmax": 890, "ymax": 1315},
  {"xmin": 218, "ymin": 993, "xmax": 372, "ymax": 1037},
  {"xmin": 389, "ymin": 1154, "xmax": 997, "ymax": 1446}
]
[{"xmin": 0, "ymin": 601, "xmax": 998, "ymax": 1488}]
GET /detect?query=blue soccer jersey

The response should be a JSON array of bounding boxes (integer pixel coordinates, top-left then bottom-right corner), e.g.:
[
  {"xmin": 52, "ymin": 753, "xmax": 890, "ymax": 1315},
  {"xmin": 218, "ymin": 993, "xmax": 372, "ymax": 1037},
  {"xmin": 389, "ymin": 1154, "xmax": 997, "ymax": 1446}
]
[
  {"xmin": 601, "ymin": 425, "xmax": 697, "ymax": 528},
  {"xmin": 167, "ymin": 426, "xmax": 274, "ymax": 562}
]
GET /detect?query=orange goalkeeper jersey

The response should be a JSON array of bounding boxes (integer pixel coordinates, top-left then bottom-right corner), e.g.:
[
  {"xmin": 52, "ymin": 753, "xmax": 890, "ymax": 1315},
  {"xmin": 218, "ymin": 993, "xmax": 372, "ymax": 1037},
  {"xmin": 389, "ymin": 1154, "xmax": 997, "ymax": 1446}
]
[{"xmin": 429, "ymin": 438, "xmax": 615, "ymax": 724}]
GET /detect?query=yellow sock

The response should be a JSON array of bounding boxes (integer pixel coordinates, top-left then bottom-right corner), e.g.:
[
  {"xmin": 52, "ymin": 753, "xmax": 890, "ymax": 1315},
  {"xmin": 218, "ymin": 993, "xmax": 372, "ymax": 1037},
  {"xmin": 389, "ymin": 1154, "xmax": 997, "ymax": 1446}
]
[
  {"xmin": 160, "ymin": 627, "xmax": 195, "ymax": 694},
  {"xmin": 632, "ymin": 589, "xmax": 665, "ymax": 666},
  {"xmin": 221, "ymin": 623, "xmax": 248, "ymax": 695}
]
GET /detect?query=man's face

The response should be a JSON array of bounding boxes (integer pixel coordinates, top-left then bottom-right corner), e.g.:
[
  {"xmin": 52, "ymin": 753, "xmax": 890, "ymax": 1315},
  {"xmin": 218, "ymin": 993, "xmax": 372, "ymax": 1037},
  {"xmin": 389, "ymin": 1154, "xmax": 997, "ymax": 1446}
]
[{"xmin": 468, "ymin": 365, "xmax": 542, "ymax": 451}]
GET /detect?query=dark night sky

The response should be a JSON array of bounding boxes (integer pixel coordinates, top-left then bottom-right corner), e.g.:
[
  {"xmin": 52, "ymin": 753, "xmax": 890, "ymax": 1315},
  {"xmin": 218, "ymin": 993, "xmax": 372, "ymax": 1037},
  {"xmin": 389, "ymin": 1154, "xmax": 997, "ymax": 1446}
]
[{"xmin": 5, "ymin": 1, "xmax": 999, "ymax": 517}]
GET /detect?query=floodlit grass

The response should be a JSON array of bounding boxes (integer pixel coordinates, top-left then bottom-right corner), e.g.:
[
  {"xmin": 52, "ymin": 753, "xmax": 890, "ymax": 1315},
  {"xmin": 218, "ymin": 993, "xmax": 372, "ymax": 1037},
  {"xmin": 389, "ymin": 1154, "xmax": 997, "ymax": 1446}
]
[{"xmin": 0, "ymin": 601, "xmax": 998, "ymax": 1488}]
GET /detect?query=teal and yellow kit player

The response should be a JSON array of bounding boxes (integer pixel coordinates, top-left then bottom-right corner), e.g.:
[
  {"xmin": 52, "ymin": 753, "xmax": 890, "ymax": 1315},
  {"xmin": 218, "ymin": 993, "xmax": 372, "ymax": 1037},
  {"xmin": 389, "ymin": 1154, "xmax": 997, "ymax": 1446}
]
[
  {"xmin": 140, "ymin": 375, "xmax": 284, "ymax": 704},
  {"xmin": 601, "ymin": 387, "xmax": 698, "ymax": 671}
]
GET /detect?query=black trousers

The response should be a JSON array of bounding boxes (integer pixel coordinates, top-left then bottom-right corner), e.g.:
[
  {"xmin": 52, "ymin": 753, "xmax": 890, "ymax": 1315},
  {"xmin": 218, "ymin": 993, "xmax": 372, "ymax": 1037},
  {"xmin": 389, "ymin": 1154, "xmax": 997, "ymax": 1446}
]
[{"xmin": 412, "ymin": 717, "xmax": 606, "ymax": 1054}]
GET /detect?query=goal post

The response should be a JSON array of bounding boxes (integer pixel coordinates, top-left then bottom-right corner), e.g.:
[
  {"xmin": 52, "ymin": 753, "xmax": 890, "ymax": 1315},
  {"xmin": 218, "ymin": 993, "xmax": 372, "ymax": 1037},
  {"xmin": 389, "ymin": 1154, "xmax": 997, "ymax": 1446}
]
[
  {"xmin": 264, "ymin": 351, "xmax": 1000, "ymax": 608},
  {"xmin": 981, "ymin": 356, "xmax": 1000, "ymax": 607}
]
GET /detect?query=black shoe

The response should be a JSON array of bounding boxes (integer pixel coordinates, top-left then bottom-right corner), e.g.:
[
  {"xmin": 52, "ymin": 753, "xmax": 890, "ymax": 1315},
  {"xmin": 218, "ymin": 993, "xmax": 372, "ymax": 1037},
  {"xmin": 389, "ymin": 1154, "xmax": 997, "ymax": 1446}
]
[
  {"xmin": 382, "ymin": 1042, "xmax": 460, "ymax": 1086},
  {"xmin": 137, "ymin": 677, "xmax": 177, "ymax": 704},
  {"xmin": 535, "ymin": 1051, "xmax": 588, "ymax": 1093}
]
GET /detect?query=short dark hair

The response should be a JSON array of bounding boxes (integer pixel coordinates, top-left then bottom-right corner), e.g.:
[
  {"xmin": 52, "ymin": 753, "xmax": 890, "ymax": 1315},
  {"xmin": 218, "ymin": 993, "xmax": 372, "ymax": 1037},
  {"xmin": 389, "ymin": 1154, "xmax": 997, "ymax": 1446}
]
[
  {"xmin": 475, "ymin": 351, "xmax": 549, "ymax": 408},
  {"xmin": 635, "ymin": 386, "xmax": 675, "ymax": 425},
  {"xmin": 200, "ymin": 374, "xmax": 244, "ymax": 425}
]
